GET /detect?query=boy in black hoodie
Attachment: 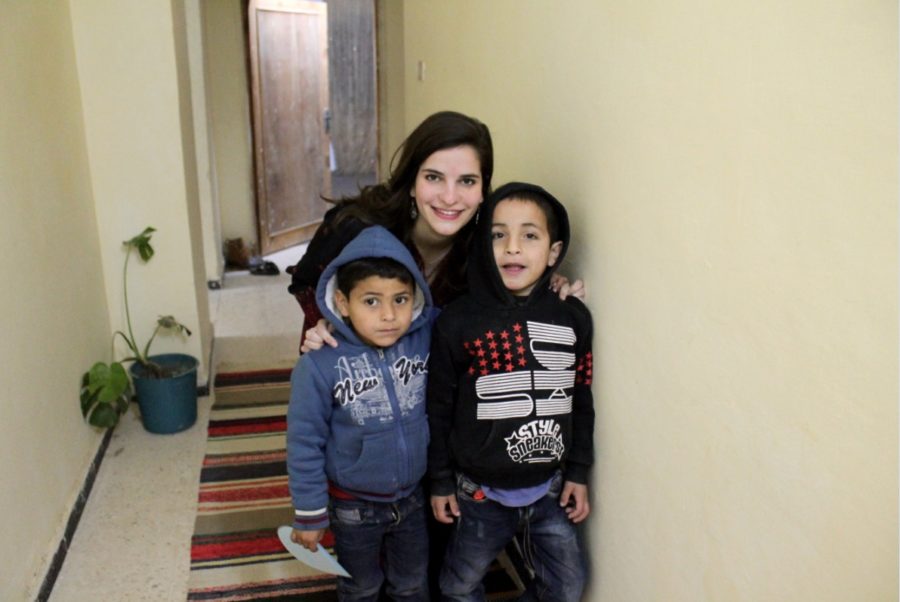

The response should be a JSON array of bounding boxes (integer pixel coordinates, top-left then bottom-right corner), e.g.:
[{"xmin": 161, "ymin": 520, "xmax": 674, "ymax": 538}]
[{"xmin": 427, "ymin": 182, "xmax": 594, "ymax": 601}]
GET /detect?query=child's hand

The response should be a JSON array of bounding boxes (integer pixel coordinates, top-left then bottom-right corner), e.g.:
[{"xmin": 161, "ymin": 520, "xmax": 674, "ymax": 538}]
[
  {"xmin": 560, "ymin": 481, "xmax": 590, "ymax": 523},
  {"xmin": 291, "ymin": 527, "xmax": 325, "ymax": 552},
  {"xmin": 300, "ymin": 319, "xmax": 338, "ymax": 353},
  {"xmin": 431, "ymin": 494, "xmax": 461, "ymax": 524}
]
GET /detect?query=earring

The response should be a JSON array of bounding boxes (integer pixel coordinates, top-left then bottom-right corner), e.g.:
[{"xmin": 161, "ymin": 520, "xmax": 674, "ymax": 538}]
[{"xmin": 410, "ymin": 200, "xmax": 418, "ymax": 219}]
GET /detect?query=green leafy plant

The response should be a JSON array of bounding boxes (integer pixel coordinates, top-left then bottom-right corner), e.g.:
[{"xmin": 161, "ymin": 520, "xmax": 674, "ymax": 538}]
[{"xmin": 80, "ymin": 227, "xmax": 193, "ymax": 428}]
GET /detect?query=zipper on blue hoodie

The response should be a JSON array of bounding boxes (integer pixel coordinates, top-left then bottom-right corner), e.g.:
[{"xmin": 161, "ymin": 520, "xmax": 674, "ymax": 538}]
[{"xmin": 375, "ymin": 347, "xmax": 411, "ymax": 490}]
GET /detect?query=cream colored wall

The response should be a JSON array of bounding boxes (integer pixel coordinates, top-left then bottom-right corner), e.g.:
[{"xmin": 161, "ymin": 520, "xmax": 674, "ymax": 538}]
[
  {"xmin": 187, "ymin": 0, "xmax": 225, "ymax": 285},
  {"xmin": 376, "ymin": 0, "xmax": 406, "ymax": 177},
  {"xmin": 404, "ymin": 2, "xmax": 897, "ymax": 600},
  {"xmin": 0, "ymin": 3, "xmax": 108, "ymax": 599},
  {"xmin": 69, "ymin": 1, "xmax": 208, "ymax": 383},
  {"xmin": 172, "ymin": 0, "xmax": 214, "ymax": 370},
  {"xmin": 204, "ymin": 0, "xmax": 257, "ymax": 247}
]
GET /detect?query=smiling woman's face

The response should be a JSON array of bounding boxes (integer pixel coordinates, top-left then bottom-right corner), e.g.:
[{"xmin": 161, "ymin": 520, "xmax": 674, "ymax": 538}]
[{"xmin": 411, "ymin": 145, "xmax": 483, "ymax": 242}]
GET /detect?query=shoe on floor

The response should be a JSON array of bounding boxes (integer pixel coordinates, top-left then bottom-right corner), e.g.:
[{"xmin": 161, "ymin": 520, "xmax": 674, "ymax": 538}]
[{"xmin": 250, "ymin": 261, "xmax": 280, "ymax": 276}]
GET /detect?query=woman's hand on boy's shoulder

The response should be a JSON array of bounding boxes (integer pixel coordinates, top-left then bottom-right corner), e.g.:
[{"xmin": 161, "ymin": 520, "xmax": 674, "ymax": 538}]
[
  {"xmin": 300, "ymin": 319, "xmax": 338, "ymax": 353},
  {"xmin": 560, "ymin": 481, "xmax": 590, "ymax": 523},
  {"xmin": 551, "ymin": 274, "xmax": 586, "ymax": 302}
]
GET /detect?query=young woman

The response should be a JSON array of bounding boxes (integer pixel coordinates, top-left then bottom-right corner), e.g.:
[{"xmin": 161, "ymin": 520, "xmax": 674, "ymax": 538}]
[{"xmin": 289, "ymin": 110, "xmax": 583, "ymax": 353}]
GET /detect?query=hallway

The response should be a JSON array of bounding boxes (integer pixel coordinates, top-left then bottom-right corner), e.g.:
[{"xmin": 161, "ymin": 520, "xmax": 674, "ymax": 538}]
[
  {"xmin": 7, "ymin": 3, "xmax": 896, "ymax": 600},
  {"xmin": 47, "ymin": 246, "xmax": 306, "ymax": 601}
]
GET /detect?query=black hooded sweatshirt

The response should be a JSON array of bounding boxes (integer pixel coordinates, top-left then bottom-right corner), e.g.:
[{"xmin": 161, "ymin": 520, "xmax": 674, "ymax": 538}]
[{"xmin": 427, "ymin": 182, "xmax": 595, "ymax": 496}]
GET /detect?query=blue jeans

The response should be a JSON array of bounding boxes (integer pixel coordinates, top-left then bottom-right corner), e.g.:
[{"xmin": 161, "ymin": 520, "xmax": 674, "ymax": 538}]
[
  {"xmin": 439, "ymin": 472, "xmax": 586, "ymax": 602},
  {"xmin": 329, "ymin": 485, "xmax": 430, "ymax": 602}
]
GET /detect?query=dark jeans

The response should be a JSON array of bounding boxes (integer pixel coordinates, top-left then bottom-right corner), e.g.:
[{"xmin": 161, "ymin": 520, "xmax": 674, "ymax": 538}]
[
  {"xmin": 439, "ymin": 473, "xmax": 586, "ymax": 602},
  {"xmin": 330, "ymin": 485, "xmax": 430, "ymax": 602}
]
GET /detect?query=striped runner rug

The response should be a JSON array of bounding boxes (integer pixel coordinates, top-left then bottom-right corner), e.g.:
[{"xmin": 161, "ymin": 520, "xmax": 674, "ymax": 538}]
[{"xmin": 187, "ymin": 368, "xmax": 525, "ymax": 601}]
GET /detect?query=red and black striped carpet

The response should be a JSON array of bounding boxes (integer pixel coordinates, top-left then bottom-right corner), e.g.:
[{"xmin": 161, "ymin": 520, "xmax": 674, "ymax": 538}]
[{"xmin": 187, "ymin": 369, "xmax": 524, "ymax": 601}]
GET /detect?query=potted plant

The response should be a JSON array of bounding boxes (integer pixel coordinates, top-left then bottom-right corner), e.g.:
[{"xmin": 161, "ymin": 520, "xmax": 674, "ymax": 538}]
[{"xmin": 80, "ymin": 227, "xmax": 199, "ymax": 434}]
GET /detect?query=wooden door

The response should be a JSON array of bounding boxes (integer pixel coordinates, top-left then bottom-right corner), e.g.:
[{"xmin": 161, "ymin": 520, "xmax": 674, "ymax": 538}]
[{"xmin": 248, "ymin": 0, "xmax": 330, "ymax": 255}]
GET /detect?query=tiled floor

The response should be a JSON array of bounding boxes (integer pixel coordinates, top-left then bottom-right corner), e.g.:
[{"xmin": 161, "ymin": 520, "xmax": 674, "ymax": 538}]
[
  {"xmin": 208, "ymin": 269, "xmax": 305, "ymax": 373},
  {"xmin": 47, "ymin": 244, "xmax": 306, "ymax": 601}
]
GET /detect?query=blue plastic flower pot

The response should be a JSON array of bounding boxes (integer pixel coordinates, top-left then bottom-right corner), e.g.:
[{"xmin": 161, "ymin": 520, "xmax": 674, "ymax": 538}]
[{"xmin": 130, "ymin": 353, "xmax": 198, "ymax": 434}]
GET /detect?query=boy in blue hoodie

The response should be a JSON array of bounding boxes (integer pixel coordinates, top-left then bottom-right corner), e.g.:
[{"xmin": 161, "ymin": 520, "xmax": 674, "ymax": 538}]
[{"xmin": 287, "ymin": 225, "xmax": 436, "ymax": 602}]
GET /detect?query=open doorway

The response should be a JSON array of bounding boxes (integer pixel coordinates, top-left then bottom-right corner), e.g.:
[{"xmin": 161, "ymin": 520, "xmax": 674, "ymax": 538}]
[
  {"xmin": 199, "ymin": 0, "xmax": 379, "ymax": 369},
  {"xmin": 245, "ymin": 0, "xmax": 378, "ymax": 256}
]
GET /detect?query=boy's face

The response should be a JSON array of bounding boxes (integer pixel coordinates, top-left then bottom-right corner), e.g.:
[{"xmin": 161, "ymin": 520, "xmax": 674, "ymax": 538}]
[
  {"xmin": 334, "ymin": 276, "xmax": 415, "ymax": 348},
  {"xmin": 491, "ymin": 198, "xmax": 563, "ymax": 297}
]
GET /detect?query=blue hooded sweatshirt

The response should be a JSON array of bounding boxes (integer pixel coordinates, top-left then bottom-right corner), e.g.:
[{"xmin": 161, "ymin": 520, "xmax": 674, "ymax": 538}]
[{"xmin": 287, "ymin": 226, "xmax": 437, "ymax": 531}]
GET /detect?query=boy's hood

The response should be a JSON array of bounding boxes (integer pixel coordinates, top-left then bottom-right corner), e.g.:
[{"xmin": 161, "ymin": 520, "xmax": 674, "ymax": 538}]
[
  {"xmin": 468, "ymin": 181, "xmax": 571, "ymax": 307},
  {"xmin": 316, "ymin": 225, "xmax": 433, "ymax": 345}
]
